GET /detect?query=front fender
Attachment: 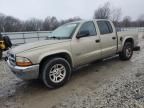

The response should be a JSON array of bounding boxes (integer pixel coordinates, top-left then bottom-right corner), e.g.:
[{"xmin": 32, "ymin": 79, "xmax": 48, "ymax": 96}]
[{"xmin": 38, "ymin": 50, "xmax": 73, "ymax": 65}]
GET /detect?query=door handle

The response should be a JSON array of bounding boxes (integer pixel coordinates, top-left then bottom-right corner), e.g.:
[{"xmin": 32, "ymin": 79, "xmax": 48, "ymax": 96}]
[
  {"xmin": 95, "ymin": 39, "xmax": 100, "ymax": 43},
  {"xmin": 112, "ymin": 37, "xmax": 116, "ymax": 40}
]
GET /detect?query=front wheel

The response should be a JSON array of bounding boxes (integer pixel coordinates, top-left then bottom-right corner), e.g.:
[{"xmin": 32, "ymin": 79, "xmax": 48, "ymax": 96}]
[
  {"xmin": 41, "ymin": 58, "xmax": 71, "ymax": 89},
  {"xmin": 119, "ymin": 42, "xmax": 133, "ymax": 60}
]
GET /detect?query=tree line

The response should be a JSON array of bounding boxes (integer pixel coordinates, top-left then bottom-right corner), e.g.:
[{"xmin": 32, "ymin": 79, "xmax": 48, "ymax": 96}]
[
  {"xmin": 0, "ymin": 2, "xmax": 144, "ymax": 32},
  {"xmin": 0, "ymin": 14, "xmax": 81, "ymax": 32},
  {"xmin": 93, "ymin": 2, "xmax": 144, "ymax": 28}
]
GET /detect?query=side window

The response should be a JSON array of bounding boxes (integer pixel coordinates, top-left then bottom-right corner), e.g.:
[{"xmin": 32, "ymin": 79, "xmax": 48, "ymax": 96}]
[
  {"xmin": 106, "ymin": 21, "xmax": 113, "ymax": 33},
  {"xmin": 79, "ymin": 21, "xmax": 97, "ymax": 36},
  {"xmin": 97, "ymin": 21, "xmax": 113, "ymax": 35}
]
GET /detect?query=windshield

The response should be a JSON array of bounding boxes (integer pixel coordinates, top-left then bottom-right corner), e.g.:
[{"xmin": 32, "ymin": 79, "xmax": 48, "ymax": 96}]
[{"xmin": 50, "ymin": 23, "xmax": 79, "ymax": 39}]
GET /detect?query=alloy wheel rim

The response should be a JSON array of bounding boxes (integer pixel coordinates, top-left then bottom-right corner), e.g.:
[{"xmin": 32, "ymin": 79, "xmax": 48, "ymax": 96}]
[
  {"xmin": 49, "ymin": 64, "xmax": 66, "ymax": 83},
  {"xmin": 126, "ymin": 47, "xmax": 132, "ymax": 58}
]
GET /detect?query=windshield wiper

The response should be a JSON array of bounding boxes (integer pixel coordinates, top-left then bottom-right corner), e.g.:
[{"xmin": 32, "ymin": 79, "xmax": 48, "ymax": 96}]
[
  {"xmin": 47, "ymin": 36, "xmax": 61, "ymax": 40},
  {"xmin": 47, "ymin": 36, "xmax": 70, "ymax": 40}
]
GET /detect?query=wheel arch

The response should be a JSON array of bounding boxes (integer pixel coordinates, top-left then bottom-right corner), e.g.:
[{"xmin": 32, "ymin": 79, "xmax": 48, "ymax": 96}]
[
  {"xmin": 119, "ymin": 37, "xmax": 134, "ymax": 60},
  {"xmin": 39, "ymin": 52, "xmax": 73, "ymax": 78},
  {"xmin": 122, "ymin": 37, "xmax": 134, "ymax": 49}
]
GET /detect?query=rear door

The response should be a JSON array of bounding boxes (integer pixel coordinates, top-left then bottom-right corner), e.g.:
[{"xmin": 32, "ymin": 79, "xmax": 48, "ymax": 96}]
[
  {"xmin": 71, "ymin": 21, "xmax": 101, "ymax": 66},
  {"xmin": 97, "ymin": 21, "xmax": 117, "ymax": 57}
]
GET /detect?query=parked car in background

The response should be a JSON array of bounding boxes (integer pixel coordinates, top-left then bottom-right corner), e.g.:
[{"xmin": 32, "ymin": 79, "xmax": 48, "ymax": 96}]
[{"xmin": 6, "ymin": 19, "xmax": 140, "ymax": 88}]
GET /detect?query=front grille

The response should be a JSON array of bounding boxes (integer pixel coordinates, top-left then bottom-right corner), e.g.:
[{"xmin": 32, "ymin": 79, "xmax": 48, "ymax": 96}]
[{"xmin": 8, "ymin": 53, "xmax": 16, "ymax": 66}]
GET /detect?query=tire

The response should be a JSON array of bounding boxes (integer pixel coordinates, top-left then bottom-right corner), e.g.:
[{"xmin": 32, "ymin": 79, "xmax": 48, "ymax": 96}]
[
  {"xmin": 3, "ymin": 36, "xmax": 12, "ymax": 48},
  {"xmin": 0, "ymin": 49, "xmax": 2, "ymax": 60},
  {"xmin": 41, "ymin": 58, "xmax": 71, "ymax": 89},
  {"xmin": 119, "ymin": 42, "xmax": 133, "ymax": 60}
]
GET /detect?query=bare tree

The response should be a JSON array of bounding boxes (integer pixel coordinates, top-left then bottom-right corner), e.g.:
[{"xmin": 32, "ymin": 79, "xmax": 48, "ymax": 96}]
[
  {"xmin": 43, "ymin": 17, "xmax": 51, "ymax": 31},
  {"xmin": 94, "ymin": 2, "xmax": 111, "ymax": 19},
  {"xmin": 24, "ymin": 18, "xmax": 43, "ymax": 31},
  {"xmin": 43, "ymin": 16, "xmax": 81, "ymax": 31},
  {"xmin": 3, "ymin": 16, "xmax": 22, "ymax": 32},
  {"xmin": 110, "ymin": 8, "xmax": 122, "ymax": 22},
  {"xmin": 49, "ymin": 17, "xmax": 59, "ymax": 30},
  {"xmin": 137, "ymin": 14, "xmax": 144, "ymax": 27},
  {"xmin": 110, "ymin": 8, "xmax": 122, "ymax": 27},
  {"xmin": 43, "ymin": 16, "xmax": 59, "ymax": 31},
  {"xmin": 93, "ymin": 2, "xmax": 122, "ymax": 27},
  {"xmin": 0, "ymin": 13, "xmax": 6, "ymax": 32},
  {"xmin": 121, "ymin": 16, "xmax": 132, "ymax": 27},
  {"xmin": 0, "ymin": 14, "xmax": 82, "ymax": 32}
]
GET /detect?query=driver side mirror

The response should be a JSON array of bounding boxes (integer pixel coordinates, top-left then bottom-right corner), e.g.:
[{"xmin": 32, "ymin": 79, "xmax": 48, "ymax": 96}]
[{"xmin": 76, "ymin": 30, "xmax": 90, "ymax": 39}]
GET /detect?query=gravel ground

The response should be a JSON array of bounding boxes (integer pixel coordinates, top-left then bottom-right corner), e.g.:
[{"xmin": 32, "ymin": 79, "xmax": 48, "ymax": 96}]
[{"xmin": 0, "ymin": 35, "xmax": 144, "ymax": 108}]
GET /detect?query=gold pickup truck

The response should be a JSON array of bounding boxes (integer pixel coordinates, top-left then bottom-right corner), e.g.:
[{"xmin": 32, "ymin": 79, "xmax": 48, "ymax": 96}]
[{"xmin": 6, "ymin": 19, "xmax": 140, "ymax": 88}]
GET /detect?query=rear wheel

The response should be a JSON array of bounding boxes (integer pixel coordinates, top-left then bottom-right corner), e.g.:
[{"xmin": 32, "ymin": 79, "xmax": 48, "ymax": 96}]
[
  {"xmin": 119, "ymin": 42, "xmax": 133, "ymax": 60},
  {"xmin": 41, "ymin": 58, "xmax": 71, "ymax": 89}
]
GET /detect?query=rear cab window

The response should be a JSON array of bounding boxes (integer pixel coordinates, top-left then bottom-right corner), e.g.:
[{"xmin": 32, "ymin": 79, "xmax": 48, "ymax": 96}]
[{"xmin": 97, "ymin": 21, "xmax": 113, "ymax": 35}]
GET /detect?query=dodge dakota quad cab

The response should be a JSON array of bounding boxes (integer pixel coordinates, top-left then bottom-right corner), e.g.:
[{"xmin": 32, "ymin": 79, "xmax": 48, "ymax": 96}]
[{"xmin": 7, "ymin": 19, "xmax": 140, "ymax": 88}]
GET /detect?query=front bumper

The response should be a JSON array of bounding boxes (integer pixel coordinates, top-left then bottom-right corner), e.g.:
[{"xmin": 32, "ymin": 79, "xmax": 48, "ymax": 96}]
[{"xmin": 7, "ymin": 60, "xmax": 39, "ymax": 80}]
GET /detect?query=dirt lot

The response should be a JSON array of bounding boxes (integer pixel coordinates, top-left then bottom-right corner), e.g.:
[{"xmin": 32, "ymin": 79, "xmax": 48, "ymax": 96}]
[{"xmin": 0, "ymin": 35, "xmax": 144, "ymax": 108}]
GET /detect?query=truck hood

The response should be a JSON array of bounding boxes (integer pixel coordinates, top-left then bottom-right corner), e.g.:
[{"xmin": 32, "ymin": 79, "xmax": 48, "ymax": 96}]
[{"xmin": 11, "ymin": 39, "xmax": 70, "ymax": 54}]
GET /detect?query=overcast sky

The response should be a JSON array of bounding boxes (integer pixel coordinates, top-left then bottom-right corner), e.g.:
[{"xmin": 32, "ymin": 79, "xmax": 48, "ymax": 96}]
[{"xmin": 0, "ymin": 0, "xmax": 144, "ymax": 20}]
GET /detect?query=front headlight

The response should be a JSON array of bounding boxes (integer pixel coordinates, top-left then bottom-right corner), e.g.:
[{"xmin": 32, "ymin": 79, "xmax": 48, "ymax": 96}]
[{"xmin": 16, "ymin": 56, "xmax": 32, "ymax": 67}]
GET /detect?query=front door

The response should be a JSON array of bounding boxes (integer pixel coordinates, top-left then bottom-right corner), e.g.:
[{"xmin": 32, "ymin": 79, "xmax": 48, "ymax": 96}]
[{"xmin": 71, "ymin": 21, "xmax": 101, "ymax": 66}]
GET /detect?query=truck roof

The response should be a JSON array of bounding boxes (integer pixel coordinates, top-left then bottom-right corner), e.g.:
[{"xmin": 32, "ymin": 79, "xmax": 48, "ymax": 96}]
[{"xmin": 69, "ymin": 19, "xmax": 111, "ymax": 24}]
